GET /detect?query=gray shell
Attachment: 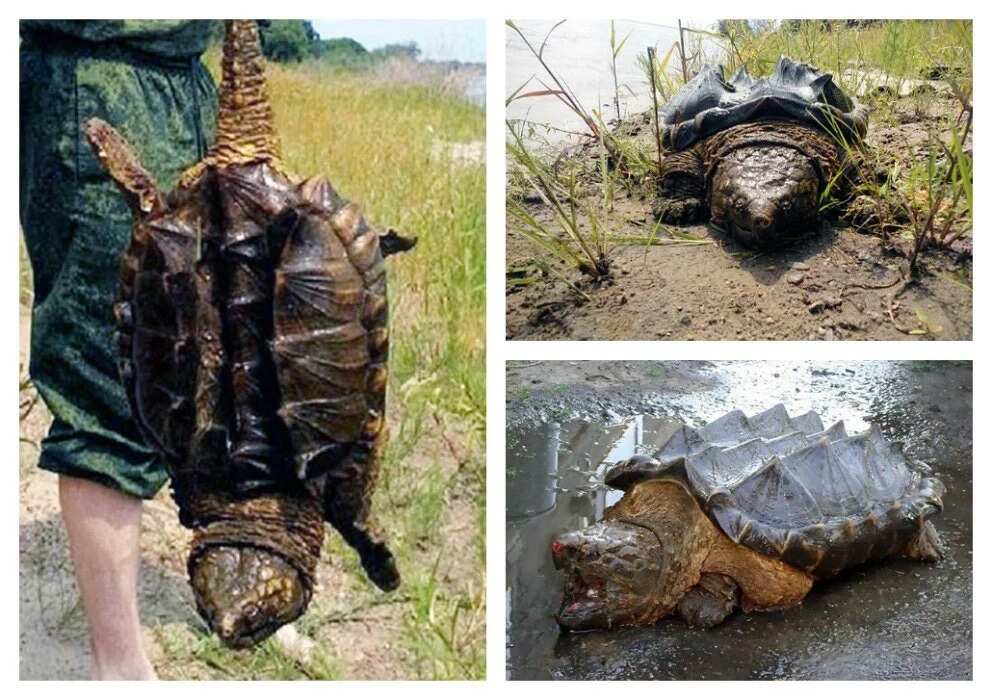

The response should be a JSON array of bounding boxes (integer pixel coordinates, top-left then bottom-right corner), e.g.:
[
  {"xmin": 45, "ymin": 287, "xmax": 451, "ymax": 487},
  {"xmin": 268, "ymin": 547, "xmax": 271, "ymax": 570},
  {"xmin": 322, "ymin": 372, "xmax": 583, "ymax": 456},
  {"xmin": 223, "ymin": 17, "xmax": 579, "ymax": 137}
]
[
  {"xmin": 660, "ymin": 56, "xmax": 869, "ymax": 152},
  {"xmin": 605, "ymin": 404, "xmax": 945, "ymax": 577}
]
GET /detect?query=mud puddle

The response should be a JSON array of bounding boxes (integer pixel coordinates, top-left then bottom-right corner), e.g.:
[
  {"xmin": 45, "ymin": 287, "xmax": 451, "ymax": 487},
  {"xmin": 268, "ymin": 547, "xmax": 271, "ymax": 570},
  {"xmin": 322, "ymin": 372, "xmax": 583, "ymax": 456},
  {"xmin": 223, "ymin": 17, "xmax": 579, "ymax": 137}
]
[{"xmin": 505, "ymin": 361, "xmax": 972, "ymax": 680}]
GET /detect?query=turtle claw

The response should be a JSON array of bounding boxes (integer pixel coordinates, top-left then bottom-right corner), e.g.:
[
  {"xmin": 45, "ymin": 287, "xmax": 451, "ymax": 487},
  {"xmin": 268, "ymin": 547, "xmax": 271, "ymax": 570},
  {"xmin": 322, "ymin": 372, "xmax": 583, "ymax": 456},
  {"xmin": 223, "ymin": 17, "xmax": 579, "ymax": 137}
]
[{"xmin": 379, "ymin": 229, "xmax": 417, "ymax": 257}]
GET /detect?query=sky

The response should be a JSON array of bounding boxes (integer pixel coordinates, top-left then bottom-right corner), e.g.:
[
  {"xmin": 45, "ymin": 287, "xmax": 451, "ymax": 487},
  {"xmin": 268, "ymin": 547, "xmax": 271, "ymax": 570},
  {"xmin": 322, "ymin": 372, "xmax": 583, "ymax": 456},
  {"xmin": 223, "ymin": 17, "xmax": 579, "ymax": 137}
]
[{"xmin": 312, "ymin": 20, "xmax": 486, "ymax": 63}]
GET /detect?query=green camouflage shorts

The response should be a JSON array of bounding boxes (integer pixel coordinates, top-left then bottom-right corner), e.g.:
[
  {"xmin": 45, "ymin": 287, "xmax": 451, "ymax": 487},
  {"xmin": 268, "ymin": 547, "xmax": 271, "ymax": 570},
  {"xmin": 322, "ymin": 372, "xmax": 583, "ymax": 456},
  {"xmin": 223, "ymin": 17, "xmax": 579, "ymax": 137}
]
[{"xmin": 20, "ymin": 20, "xmax": 217, "ymax": 498}]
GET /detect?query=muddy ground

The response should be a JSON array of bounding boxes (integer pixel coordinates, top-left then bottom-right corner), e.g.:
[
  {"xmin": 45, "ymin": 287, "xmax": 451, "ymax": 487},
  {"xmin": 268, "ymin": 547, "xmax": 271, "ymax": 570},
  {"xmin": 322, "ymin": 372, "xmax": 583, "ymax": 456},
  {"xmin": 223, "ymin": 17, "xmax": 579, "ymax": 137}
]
[
  {"xmin": 505, "ymin": 360, "xmax": 972, "ymax": 680},
  {"xmin": 506, "ymin": 94, "xmax": 972, "ymax": 340}
]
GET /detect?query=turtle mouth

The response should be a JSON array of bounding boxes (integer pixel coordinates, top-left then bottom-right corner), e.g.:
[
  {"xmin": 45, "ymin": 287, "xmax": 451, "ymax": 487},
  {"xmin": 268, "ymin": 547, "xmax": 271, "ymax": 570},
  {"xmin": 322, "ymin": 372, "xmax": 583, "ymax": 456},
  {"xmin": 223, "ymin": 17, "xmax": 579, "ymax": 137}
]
[
  {"xmin": 714, "ymin": 216, "xmax": 810, "ymax": 249},
  {"xmin": 554, "ymin": 563, "xmax": 610, "ymax": 631},
  {"xmin": 551, "ymin": 537, "xmax": 616, "ymax": 631}
]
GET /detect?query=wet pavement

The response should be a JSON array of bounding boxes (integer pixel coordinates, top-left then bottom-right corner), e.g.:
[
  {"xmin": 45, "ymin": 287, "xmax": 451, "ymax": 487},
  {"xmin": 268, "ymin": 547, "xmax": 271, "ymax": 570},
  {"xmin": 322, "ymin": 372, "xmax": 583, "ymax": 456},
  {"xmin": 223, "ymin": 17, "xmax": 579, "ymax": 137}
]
[{"xmin": 506, "ymin": 361, "xmax": 972, "ymax": 680}]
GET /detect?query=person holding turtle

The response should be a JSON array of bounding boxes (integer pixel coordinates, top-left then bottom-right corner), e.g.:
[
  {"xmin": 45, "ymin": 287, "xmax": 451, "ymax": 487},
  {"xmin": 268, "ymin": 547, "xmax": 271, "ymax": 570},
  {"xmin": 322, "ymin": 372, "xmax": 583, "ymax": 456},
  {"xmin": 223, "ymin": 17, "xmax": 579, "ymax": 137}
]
[{"xmin": 20, "ymin": 19, "xmax": 218, "ymax": 680}]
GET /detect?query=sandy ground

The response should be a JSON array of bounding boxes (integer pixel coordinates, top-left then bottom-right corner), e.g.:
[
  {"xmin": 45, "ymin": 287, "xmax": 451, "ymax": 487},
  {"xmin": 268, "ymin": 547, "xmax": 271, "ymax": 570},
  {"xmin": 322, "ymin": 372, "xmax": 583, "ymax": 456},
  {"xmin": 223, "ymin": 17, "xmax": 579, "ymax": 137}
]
[
  {"xmin": 506, "ymin": 95, "xmax": 972, "ymax": 340},
  {"xmin": 19, "ymin": 302, "xmax": 482, "ymax": 680},
  {"xmin": 505, "ymin": 360, "xmax": 972, "ymax": 680}
]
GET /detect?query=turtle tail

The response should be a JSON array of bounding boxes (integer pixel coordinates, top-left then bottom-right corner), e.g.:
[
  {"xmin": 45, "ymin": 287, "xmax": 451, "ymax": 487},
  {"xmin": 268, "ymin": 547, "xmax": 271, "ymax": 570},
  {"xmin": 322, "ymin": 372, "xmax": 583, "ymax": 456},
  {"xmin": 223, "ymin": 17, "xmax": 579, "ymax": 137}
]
[{"xmin": 210, "ymin": 20, "xmax": 281, "ymax": 167}]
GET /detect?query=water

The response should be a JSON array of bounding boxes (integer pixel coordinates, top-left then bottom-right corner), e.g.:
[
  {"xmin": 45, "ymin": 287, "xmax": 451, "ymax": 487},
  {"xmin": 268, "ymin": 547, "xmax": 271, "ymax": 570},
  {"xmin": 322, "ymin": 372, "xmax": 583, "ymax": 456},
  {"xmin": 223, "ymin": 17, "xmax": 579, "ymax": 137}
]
[
  {"xmin": 506, "ymin": 361, "xmax": 972, "ymax": 680},
  {"xmin": 506, "ymin": 19, "xmax": 723, "ymax": 142},
  {"xmin": 464, "ymin": 72, "xmax": 485, "ymax": 108}
]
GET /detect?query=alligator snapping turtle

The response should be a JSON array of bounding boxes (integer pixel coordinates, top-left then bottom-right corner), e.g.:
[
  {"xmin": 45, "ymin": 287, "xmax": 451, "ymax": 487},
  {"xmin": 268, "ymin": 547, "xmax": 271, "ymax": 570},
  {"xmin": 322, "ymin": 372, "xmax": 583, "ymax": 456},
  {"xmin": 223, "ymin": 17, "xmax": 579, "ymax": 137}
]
[
  {"xmin": 552, "ymin": 405, "xmax": 945, "ymax": 631},
  {"xmin": 84, "ymin": 20, "xmax": 415, "ymax": 647},
  {"xmin": 654, "ymin": 57, "xmax": 869, "ymax": 247}
]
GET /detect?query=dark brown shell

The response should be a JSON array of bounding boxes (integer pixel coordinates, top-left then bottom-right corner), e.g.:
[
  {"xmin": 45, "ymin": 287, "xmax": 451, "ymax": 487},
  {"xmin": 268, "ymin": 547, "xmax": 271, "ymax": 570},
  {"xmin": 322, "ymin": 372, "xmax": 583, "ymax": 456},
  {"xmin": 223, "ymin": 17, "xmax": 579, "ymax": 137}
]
[
  {"xmin": 113, "ymin": 161, "xmax": 392, "ymax": 565},
  {"xmin": 84, "ymin": 21, "xmax": 409, "ymax": 650},
  {"xmin": 606, "ymin": 405, "xmax": 945, "ymax": 578}
]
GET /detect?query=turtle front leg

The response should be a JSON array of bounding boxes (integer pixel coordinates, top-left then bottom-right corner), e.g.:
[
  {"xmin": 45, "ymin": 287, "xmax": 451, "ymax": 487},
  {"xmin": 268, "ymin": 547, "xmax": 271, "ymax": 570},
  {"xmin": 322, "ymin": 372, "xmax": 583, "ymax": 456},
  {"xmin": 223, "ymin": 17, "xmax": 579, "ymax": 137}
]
[
  {"xmin": 653, "ymin": 146, "xmax": 707, "ymax": 225},
  {"xmin": 677, "ymin": 573, "xmax": 739, "ymax": 628},
  {"xmin": 319, "ymin": 450, "xmax": 401, "ymax": 592},
  {"xmin": 379, "ymin": 228, "xmax": 418, "ymax": 257},
  {"xmin": 901, "ymin": 521, "xmax": 945, "ymax": 562}
]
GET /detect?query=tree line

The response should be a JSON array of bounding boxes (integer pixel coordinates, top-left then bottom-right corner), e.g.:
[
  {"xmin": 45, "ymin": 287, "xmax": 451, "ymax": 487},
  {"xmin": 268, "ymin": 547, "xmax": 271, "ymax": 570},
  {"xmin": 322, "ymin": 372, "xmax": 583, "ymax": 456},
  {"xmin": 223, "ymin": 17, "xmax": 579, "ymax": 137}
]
[{"xmin": 210, "ymin": 20, "xmax": 421, "ymax": 65}]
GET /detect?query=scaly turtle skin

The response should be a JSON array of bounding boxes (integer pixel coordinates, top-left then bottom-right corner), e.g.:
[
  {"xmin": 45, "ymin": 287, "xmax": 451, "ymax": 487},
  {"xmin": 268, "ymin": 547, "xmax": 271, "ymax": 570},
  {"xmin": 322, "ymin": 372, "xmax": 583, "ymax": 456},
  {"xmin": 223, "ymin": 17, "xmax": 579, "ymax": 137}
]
[
  {"xmin": 552, "ymin": 405, "xmax": 945, "ymax": 631},
  {"xmin": 654, "ymin": 57, "xmax": 869, "ymax": 247},
  {"xmin": 84, "ymin": 20, "xmax": 415, "ymax": 648}
]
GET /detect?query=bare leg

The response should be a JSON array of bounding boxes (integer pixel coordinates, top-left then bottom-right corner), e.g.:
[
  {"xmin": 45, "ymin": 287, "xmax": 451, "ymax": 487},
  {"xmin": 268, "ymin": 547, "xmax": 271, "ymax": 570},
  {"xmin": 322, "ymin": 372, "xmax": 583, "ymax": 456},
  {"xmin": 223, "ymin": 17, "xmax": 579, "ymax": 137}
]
[{"xmin": 59, "ymin": 475, "xmax": 156, "ymax": 680}]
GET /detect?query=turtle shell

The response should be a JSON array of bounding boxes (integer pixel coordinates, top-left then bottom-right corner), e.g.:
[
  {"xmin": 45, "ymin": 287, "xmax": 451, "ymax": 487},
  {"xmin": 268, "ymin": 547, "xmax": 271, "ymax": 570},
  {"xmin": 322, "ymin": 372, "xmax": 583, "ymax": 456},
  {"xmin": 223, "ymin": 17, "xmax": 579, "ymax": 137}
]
[
  {"xmin": 115, "ymin": 164, "xmax": 388, "ymax": 519},
  {"xmin": 605, "ymin": 404, "xmax": 945, "ymax": 578},
  {"xmin": 659, "ymin": 56, "xmax": 869, "ymax": 152}
]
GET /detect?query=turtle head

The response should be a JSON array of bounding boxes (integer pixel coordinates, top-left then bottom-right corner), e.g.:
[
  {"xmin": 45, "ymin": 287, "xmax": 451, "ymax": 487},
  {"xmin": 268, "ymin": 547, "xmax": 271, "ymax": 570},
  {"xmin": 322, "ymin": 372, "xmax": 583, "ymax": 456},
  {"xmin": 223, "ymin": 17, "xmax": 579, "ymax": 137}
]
[
  {"xmin": 551, "ymin": 520, "xmax": 663, "ymax": 631},
  {"xmin": 189, "ymin": 545, "xmax": 310, "ymax": 649},
  {"xmin": 709, "ymin": 144, "xmax": 821, "ymax": 247}
]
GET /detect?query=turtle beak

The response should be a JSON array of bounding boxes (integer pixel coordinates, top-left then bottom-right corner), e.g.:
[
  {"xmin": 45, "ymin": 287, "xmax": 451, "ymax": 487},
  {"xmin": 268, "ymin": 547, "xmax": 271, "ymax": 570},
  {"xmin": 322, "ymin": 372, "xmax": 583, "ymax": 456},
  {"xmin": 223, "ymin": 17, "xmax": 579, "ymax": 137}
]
[
  {"xmin": 556, "ymin": 598, "xmax": 608, "ymax": 632},
  {"xmin": 747, "ymin": 199, "xmax": 777, "ymax": 236}
]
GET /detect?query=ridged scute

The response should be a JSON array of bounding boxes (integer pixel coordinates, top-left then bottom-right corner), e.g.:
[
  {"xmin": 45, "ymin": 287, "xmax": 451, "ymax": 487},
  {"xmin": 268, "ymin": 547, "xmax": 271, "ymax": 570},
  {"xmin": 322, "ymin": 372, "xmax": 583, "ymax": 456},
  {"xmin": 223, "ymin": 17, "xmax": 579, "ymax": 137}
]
[
  {"xmin": 606, "ymin": 405, "xmax": 945, "ymax": 578},
  {"xmin": 660, "ymin": 56, "xmax": 869, "ymax": 152}
]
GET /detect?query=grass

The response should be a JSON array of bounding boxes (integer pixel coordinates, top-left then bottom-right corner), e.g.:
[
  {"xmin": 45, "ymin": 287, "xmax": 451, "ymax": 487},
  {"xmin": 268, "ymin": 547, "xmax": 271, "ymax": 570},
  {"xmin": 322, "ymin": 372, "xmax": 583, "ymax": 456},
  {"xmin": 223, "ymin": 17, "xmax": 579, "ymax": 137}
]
[
  {"xmin": 154, "ymin": 623, "xmax": 343, "ymax": 680},
  {"xmin": 727, "ymin": 21, "xmax": 973, "ymax": 272},
  {"xmin": 506, "ymin": 119, "xmax": 613, "ymax": 282},
  {"xmin": 19, "ymin": 49, "xmax": 485, "ymax": 680},
  {"xmin": 719, "ymin": 20, "xmax": 973, "ymax": 100}
]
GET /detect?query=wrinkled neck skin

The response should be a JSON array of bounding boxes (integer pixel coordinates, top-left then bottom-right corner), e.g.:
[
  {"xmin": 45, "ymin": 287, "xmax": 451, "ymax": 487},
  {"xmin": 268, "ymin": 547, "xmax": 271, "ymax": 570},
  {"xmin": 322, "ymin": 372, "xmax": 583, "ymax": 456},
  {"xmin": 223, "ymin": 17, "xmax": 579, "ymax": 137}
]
[
  {"xmin": 709, "ymin": 144, "xmax": 821, "ymax": 248},
  {"xmin": 553, "ymin": 479, "xmax": 718, "ymax": 631}
]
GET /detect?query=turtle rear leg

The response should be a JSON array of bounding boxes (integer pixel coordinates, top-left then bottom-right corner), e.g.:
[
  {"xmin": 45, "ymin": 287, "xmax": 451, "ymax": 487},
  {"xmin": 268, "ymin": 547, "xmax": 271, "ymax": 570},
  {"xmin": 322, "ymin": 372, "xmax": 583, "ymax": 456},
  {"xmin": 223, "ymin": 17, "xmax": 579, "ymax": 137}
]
[
  {"xmin": 902, "ymin": 521, "xmax": 945, "ymax": 562},
  {"xmin": 677, "ymin": 573, "xmax": 739, "ymax": 628},
  {"xmin": 321, "ymin": 449, "xmax": 401, "ymax": 592},
  {"xmin": 653, "ymin": 147, "xmax": 707, "ymax": 225}
]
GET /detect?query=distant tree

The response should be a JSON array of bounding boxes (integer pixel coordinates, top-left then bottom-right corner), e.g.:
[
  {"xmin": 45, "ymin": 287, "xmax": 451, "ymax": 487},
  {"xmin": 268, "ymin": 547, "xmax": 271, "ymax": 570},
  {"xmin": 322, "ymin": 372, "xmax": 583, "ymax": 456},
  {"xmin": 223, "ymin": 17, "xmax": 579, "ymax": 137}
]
[
  {"xmin": 259, "ymin": 20, "xmax": 315, "ymax": 62},
  {"xmin": 318, "ymin": 37, "xmax": 370, "ymax": 65},
  {"xmin": 717, "ymin": 19, "xmax": 753, "ymax": 37},
  {"xmin": 371, "ymin": 41, "xmax": 421, "ymax": 62}
]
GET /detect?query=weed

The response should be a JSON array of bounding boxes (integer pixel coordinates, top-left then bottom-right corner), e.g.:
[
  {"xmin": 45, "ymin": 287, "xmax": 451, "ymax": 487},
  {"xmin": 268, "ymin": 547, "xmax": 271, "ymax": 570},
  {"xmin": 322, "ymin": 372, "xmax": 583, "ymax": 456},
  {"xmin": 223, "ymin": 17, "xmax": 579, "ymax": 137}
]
[{"xmin": 506, "ymin": 120, "xmax": 612, "ymax": 278}]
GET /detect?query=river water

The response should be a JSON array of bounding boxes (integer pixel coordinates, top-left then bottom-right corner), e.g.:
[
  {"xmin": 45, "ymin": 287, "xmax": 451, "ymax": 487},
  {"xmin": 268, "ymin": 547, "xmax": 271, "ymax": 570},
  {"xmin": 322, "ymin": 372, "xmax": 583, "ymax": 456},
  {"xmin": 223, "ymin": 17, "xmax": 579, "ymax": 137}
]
[
  {"xmin": 506, "ymin": 361, "xmax": 972, "ymax": 680},
  {"xmin": 506, "ymin": 19, "xmax": 723, "ymax": 142}
]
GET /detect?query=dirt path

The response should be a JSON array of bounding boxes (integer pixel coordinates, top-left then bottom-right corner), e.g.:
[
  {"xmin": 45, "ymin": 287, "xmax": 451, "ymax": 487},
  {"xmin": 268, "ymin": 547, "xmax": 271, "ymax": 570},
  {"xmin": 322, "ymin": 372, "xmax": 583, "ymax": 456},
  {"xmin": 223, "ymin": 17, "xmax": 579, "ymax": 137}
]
[{"xmin": 506, "ymin": 96, "xmax": 972, "ymax": 341}]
